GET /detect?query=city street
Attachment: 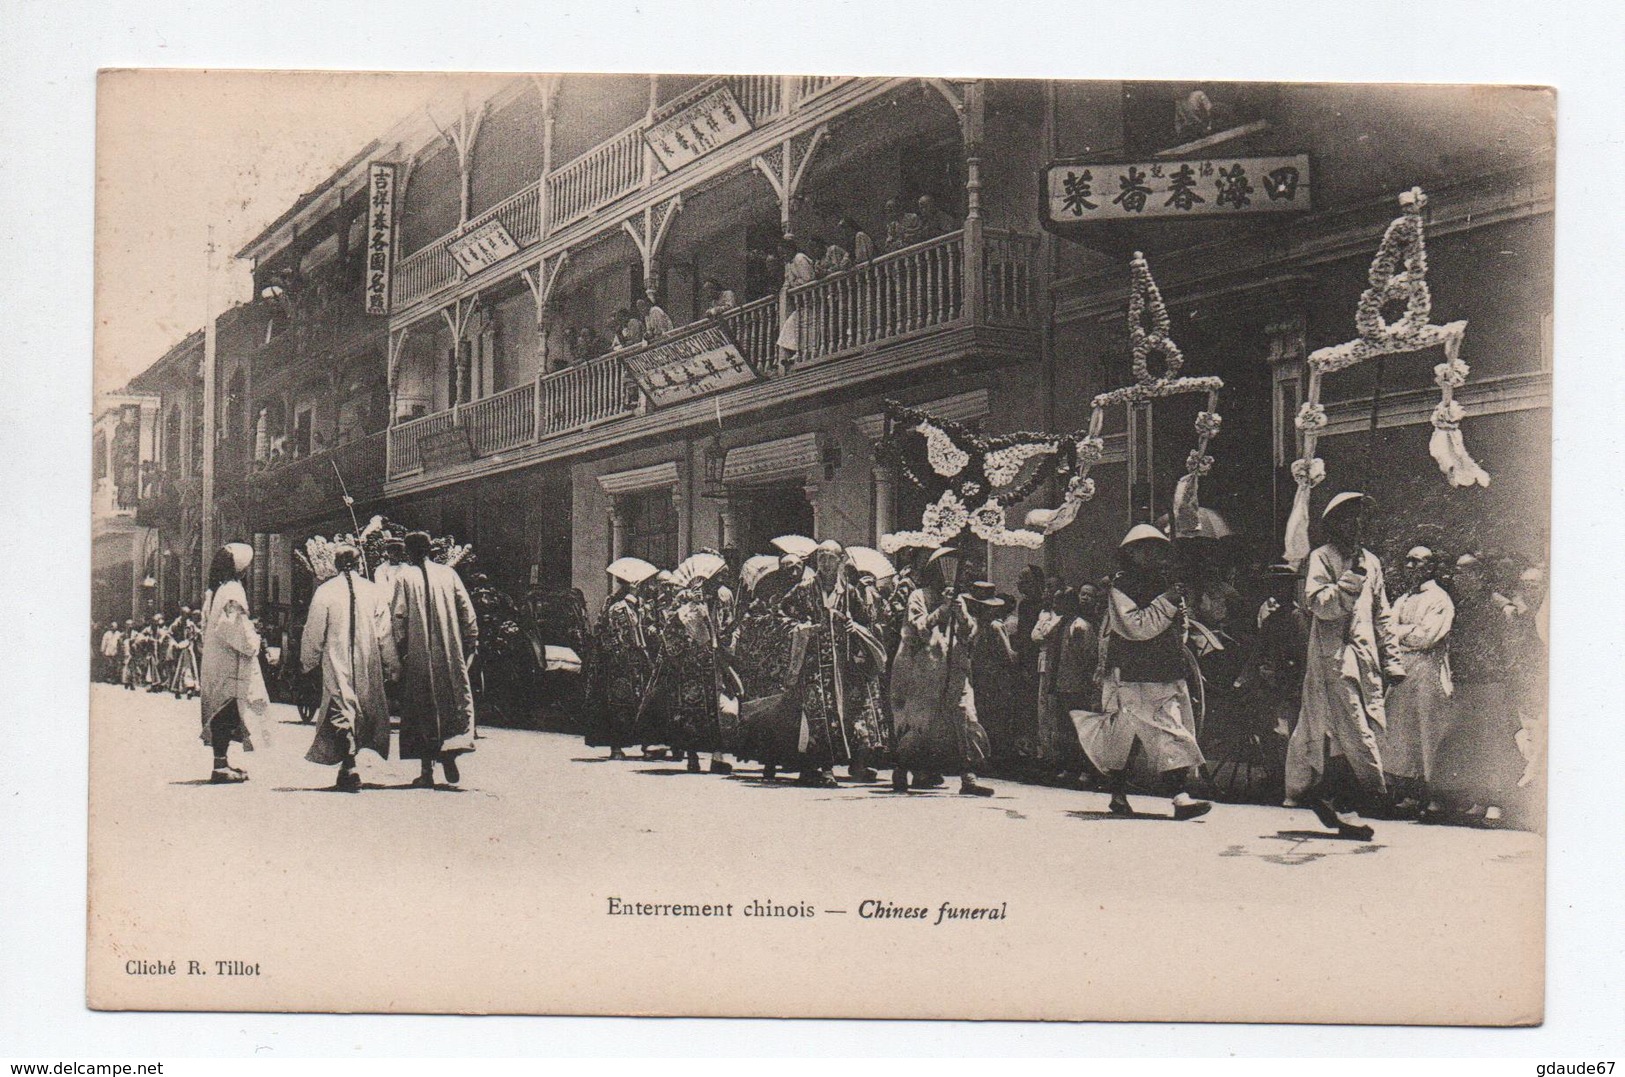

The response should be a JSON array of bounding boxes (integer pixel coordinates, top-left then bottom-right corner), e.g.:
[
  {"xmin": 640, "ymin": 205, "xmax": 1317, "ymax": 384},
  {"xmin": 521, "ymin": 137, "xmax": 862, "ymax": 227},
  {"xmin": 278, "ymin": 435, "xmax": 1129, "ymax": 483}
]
[{"xmin": 86, "ymin": 684, "xmax": 1544, "ymax": 1022}]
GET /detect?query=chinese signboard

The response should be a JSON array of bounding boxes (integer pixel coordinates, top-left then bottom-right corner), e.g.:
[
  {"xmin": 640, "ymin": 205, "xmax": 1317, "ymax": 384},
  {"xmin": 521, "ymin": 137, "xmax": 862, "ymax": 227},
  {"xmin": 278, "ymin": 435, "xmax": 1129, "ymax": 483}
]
[
  {"xmin": 1043, "ymin": 154, "xmax": 1311, "ymax": 225},
  {"xmin": 644, "ymin": 85, "xmax": 754, "ymax": 173},
  {"xmin": 363, "ymin": 162, "xmax": 396, "ymax": 315},
  {"xmin": 418, "ymin": 426, "xmax": 475, "ymax": 472},
  {"xmin": 622, "ymin": 324, "xmax": 759, "ymax": 408},
  {"xmin": 448, "ymin": 218, "xmax": 520, "ymax": 276}
]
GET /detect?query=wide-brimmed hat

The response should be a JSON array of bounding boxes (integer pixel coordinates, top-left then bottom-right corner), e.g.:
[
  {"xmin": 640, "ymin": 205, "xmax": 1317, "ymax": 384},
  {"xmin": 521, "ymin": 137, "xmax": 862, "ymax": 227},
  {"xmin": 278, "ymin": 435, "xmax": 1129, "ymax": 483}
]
[
  {"xmin": 813, "ymin": 538, "xmax": 845, "ymax": 559},
  {"xmin": 1322, "ymin": 491, "xmax": 1371, "ymax": 520},
  {"xmin": 606, "ymin": 556, "xmax": 659, "ymax": 586},
  {"xmin": 1119, "ymin": 523, "xmax": 1171, "ymax": 548},
  {"xmin": 964, "ymin": 581, "xmax": 1007, "ymax": 611}
]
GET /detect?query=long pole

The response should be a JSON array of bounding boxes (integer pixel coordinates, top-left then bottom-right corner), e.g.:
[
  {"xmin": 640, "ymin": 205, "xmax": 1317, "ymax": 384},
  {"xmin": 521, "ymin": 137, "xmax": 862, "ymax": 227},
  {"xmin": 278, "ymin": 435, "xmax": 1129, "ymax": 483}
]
[
  {"xmin": 1363, "ymin": 355, "xmax": 1387, "ymax": 488},
  {"xmin": 200, "ymin": 227, "xmax": 218, "ymax": 587}
]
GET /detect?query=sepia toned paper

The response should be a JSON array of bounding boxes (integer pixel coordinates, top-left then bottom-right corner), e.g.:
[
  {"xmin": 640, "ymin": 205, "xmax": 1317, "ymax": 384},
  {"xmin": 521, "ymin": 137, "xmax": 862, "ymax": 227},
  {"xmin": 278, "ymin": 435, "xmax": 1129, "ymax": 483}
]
[{"xmin": 88, "ymin": 70, "xmax": 1551, "ymax": 1023}]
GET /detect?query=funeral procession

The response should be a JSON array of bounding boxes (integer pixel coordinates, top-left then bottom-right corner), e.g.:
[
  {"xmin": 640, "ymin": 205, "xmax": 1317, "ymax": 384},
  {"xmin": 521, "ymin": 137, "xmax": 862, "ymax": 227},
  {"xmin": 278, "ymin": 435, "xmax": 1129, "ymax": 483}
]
[{"xmin": 92, "ymin": 75, "xmax": 1551, "ymax": 879}]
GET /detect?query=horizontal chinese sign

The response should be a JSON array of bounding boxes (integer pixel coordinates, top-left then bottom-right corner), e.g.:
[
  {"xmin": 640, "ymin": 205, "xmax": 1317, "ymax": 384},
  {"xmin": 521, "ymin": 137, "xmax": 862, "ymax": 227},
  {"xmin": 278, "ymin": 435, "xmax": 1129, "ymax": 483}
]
[
  {"xmin": 363, "ymin": 162, "xmax": 396, "ymax": 315},
  {"xmin": 1043, "ymin": 154, "xmax": 1311, "ymax": 224},
  {"xmin": 622, "ymin": 324, "xmax": 759, "ymax": 408},
  {"xmin": 418, "ymin": 426, "xmax": 475, "ymax": 472},
  {"xmin": 645, "ymin": 85, "xmax": 753, "ymax": 173},
  {"xmin": 449, "ymin": 218, "xmax": 520, "ymax": 276}
]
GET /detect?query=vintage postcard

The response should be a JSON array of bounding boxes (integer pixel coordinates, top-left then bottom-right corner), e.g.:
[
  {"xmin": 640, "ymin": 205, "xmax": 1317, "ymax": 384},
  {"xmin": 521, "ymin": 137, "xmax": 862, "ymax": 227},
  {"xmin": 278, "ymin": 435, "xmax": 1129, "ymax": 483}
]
[{"xmin": 89, "ymin": 71, "xmax": 1551, "ymax": 1022}]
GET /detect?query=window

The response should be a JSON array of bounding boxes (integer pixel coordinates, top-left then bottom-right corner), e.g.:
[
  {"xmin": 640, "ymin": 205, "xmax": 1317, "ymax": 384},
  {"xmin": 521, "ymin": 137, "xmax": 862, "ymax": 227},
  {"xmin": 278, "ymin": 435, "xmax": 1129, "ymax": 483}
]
[
  {"xmin": 93, "ymin": 431, "xmax": 108, "ymax": 482},
  {"xmin": 620, "ymin": 488, "xmax": 678, "ymax": 568}
]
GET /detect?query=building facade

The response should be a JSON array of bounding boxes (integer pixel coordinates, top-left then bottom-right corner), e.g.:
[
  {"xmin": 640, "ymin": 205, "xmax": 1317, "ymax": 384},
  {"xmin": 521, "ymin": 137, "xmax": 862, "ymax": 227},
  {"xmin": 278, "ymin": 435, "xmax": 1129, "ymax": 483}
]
[{"xmin": 183, "ymin": 76, "xmax": 1549, "ymax": 629}]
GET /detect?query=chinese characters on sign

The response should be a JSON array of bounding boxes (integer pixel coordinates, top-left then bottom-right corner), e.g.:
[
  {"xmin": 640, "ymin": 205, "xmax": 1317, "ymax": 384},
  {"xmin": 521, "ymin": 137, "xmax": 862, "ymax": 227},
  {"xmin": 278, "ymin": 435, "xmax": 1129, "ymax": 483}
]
[
  {"xmin": 644, "ymin": 86, "xmax": 754, "ymax": 173},
  {"xmin": 448, "ymin": 219, "xmax": 521, "ymax": 276},
  {"xmin": 363, "ymin": 162, "xmax": 396, "ymax": 315},
  {"xmin": 1044, "ymin": 154, "xmax": 1311, "ymax": 224},
  {"xmin": 621, "ymin": 325, "xmax": 759, "ymax": 408}
]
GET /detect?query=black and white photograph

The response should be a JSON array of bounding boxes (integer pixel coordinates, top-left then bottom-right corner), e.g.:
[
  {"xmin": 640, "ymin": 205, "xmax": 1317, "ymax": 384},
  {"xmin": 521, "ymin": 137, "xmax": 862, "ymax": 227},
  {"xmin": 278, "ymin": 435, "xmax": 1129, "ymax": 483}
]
[
  {"xmin": 80, "ymin": 68, "xmax": 1561, "ymax": 1023},
  {"xmin": 82, "ymin": 69, "xmax": 1561, "ymax": 1021}
]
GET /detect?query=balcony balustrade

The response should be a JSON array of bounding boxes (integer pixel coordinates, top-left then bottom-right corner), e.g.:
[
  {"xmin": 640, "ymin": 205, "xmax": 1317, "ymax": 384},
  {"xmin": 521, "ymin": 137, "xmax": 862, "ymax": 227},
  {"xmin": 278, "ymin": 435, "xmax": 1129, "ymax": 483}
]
[
  {"xmin": 388, "ymin": 74, "xmax": 857, "ymax": 312},
  {"xmin": 246, "ymin": 429, "xmax": 388, "ymax": 527},
  {"xmin": 385, "ymin": 229, "xmax": 1038, "ymax": 484}
]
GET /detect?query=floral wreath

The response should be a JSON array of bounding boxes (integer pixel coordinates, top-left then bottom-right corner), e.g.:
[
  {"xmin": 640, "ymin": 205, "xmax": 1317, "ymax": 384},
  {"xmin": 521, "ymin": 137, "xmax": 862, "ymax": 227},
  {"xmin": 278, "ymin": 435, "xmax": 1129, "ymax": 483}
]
[
  {"xmin": 1030, "ymin": 252, "xmax": 1223, "ymax": 538},
  {"xmin": 881, "ymin": 253, "xmax": 1223, "ymax": 548},
  {"xmin": 297, "ymin": 515, "xmax": 474, "ymax": 582},
  {"xmin": 1283, "ymin": 187, "xmax": 1487, "ymax": 566}
]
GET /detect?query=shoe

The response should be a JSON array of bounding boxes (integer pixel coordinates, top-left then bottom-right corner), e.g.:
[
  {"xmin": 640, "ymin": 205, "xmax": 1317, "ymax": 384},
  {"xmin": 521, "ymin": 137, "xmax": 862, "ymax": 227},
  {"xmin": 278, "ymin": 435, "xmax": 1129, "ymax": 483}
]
[
  {"xmin": 762, "ymin": 764, "xmax": 778, "ymax": 782},
  {"xmin": 1482, "ymin": 805, "xmax": 1504, "ymax": 827},
  {"xmin": 1108, "ymin": 793, "xmax": 1133, "ymax": 816},
  {"xmin": 912, "ymin": 773, "xmax": 947, "ymax": 789},
  {"xmin": 1310, "ymin": 799, "xmax": 1343, "ymax": 831},
  {"xmin": 643, "ymin": 747, "xmax": 669, "ymax": 760},
  {"xmin": 1337, "ymin": 820, "xmax": 1376, "ymax": 841},
  {"xmin": 227, "ymin": 767, "xmax": 249, "ymax": 781},
  {"xmin": 795, "ymin": 771, "xmax": 839, "ymax": 789},
  {"xmin": 441, "ymin": 756, "xmax": 461, "ymax": 785},
  {"xmin": 892, "ymin": 770, "xmax": 910, "ymax": 794},
  {"xmin": 335, "ymin": 771, "xmax": 361, "ymax": 792},
  {"xmin": 1173, "ymin": 799, "xmax": 1212, "ymax": 821},
  {"xmin": 208, "ymin": 768, "xmax": 247, "ymax": 784},
  {"xmin": 959, "ymin": 778, "xmax": 995, "ymax": 797},
  {"xmin": 609, "ymin": 748, "xmax": 628, "ymax": 761},
  {"xmin": 410, "ymin": 775, "xmax": 436, "ymax": 789},
  {"xmin": 709, "ymin": 760, "xmax": 734, "ymax": 775},
  {"xmin": 686, "ymin": 755, "xmax": 702, "ymax": 773},
  {"xmin": 847, "ymin": 765, "xmax": 878, "ymax": 782}
]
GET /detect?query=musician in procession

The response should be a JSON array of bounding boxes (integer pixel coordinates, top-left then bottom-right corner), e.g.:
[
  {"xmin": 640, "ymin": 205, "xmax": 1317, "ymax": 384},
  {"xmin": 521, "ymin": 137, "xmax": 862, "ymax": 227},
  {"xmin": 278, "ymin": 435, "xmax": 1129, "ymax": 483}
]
[
  {"xmin": 585, "ymin": 558, "xmax": 658, "ymax": 762},
  {"xmin": 779, "ymin": 540, "xmax": 887, "ymax": 788}
]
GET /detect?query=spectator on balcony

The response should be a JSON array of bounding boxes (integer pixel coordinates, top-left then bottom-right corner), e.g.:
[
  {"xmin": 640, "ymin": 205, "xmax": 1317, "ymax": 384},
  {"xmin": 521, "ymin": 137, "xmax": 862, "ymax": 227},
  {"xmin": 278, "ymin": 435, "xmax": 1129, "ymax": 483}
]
[
  {"xmin": 815, "ymin": 235, "xmax": 852, "ymax": 278},
  {"xmin": 776, "ymin": 236, "xmax": 818, "ymax": 367},
  {"xmin": 611, "ymin": 308, "xmax": 644, "ymax": 351},
  {"xmin": 637, "ymin": 296, "xmax": 673, "ymax": 339},
  {"xmin": 700, "ymin": 279, "xmax": 738, "ymax": 318},
  {"xmin": 837, "ymin": 216, "xmax": 876, "ymax": 264},
  {"xmin": 882, "ymin": 197, "xmax": 905, "ymax": 250},
  {"xmin": 571, "ymin": 325, "xmax": 606, "ymax": 363},
  {"xmin": 916, "ymin": 194, "xmax": 956, "ymax": 239}
]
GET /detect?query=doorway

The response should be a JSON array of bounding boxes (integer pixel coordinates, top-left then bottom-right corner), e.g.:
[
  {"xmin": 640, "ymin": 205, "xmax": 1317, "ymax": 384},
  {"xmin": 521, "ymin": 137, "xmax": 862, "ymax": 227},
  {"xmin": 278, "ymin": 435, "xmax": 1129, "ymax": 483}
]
[{"xmin": 731, "ymin": 480, "xmax": 815, "ymax": 557}]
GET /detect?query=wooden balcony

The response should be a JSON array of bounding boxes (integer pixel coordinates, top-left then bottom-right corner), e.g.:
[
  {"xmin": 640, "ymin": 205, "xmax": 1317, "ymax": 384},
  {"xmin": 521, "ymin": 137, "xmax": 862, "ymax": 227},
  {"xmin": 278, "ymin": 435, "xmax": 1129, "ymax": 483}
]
[
  {"xmin": 244, "ymin": 430, "xmax": 388, "ymax": 530},
  {"xmin": 385, "ymin": 228, "xmax": 1040, "ymax": 491},
  {"xmin": 389, "ymin": 74, "xmax": 866, "ymax": 312}
]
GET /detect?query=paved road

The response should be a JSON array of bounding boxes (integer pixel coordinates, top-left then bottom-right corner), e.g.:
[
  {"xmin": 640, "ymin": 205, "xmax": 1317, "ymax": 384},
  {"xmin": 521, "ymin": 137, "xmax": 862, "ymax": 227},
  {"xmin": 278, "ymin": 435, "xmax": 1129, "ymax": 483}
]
[{"xmin": 86, "ymin": 684, "xmax": 1544, "ymax": 1024}]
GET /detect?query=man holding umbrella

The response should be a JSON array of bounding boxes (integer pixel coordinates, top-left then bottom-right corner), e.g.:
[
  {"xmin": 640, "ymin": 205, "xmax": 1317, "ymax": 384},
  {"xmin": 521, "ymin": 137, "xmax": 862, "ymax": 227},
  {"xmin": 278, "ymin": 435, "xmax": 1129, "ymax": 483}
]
[{"xmin": 586, "ymin": 556, "xmax": 659, "ymax": 761}]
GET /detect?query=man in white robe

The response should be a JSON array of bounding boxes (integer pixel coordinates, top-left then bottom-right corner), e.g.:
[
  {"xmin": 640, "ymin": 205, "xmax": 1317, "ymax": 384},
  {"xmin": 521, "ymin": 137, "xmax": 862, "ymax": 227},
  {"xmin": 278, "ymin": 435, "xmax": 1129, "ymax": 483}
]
[
  {"xmin": 1377, "ymin": 546, "xmax": 1455, "ymax": 809},
  {"xmin": 1287, "ymin": 492, "xmax": 1405, "ymax": 839},
  {"xmin": 1077, "ymin": 524, "xmax": 1211, "ymax": 820},
  {"xmin": 303, "ymin": 546, "xmax": 399, "ymax": 791}
]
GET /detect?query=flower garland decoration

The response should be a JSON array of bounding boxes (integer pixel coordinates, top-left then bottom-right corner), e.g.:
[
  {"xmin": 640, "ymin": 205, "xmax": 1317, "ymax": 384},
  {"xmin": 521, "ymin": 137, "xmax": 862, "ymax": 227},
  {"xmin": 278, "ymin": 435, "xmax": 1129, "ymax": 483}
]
[
  {"xmin": 295, "ymin": 516, "xmax": 476, "ymax": 583},
  {"xmin": 1284, "ymin": 187, "xmax": 1485, "ymax": 566},
  {"xmin": 1031, "ymin": 252, "xmax": 1224, "ymax": 540}
]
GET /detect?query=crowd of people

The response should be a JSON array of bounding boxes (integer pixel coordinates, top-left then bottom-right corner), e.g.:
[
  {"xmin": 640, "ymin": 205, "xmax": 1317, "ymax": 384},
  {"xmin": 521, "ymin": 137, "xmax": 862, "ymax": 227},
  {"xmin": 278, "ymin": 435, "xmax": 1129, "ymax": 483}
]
[
  {"xmin": 551, "ymin": 192, "xmax": 962, "ymax": 372},
  {"xmin": 571, "ymin": 490, "xmax": 1547, "ymax": 838},
  {"xmin": 94, "ymin": 609, "xmax": 202, "ymax": 699},
  {"xmin": 93, "ymin": 488, "xmax": 1547, "ymax": 837}
]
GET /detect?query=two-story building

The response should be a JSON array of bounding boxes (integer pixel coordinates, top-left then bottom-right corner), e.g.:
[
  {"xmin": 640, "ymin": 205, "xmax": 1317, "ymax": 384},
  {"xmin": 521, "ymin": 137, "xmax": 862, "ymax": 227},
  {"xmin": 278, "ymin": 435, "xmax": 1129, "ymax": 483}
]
[
  {"xmin": 206, "ymin": 75, "xmax": 1551, "ymax": 623},
  {"xmin": 92, "ymin": 330, "xmax": 206, "ymax": 622}
]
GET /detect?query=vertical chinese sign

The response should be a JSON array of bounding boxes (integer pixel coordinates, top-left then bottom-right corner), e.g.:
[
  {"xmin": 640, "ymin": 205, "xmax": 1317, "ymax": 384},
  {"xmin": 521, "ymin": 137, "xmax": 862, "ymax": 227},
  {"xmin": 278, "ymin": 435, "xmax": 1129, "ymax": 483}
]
[{"xmin": 363, "ymin": 162, "xmax": 397, "ymax": 315}]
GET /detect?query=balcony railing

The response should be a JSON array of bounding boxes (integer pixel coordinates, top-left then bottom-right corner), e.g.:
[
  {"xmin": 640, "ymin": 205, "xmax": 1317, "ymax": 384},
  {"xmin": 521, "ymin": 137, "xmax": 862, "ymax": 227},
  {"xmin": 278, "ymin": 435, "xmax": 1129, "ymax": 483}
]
[
  {"xmin": 546, "ymin": 121, "xmax": 648, "ymax": 234},
  {"xmin": 788, "ymin": 230, "xmax": 964, "ymax": 364},
  {"xmin": 388, "ymin": 75, "xmax": 859, "ymax": 312},
  {"xmin": 984, "ymin": 229, "xmax": 1042, "ymax": 326},
  {"xmin": 387, "ymin": 409, "xmax": 460, "ymax": 478},
  {"xmin": 463, "ymin": 381, "xmax": 536, "ymax": 456},
  {"xmin": 245, "ymin": 430, "xmax": 388, "ymax": 525},
  {"xmin": 386, "ymin": 229, "xmax": 1038, "ymax": 483},
  {"xmin": 540, "ymin": 352, "xmax": 636, "ymax": 437}
]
